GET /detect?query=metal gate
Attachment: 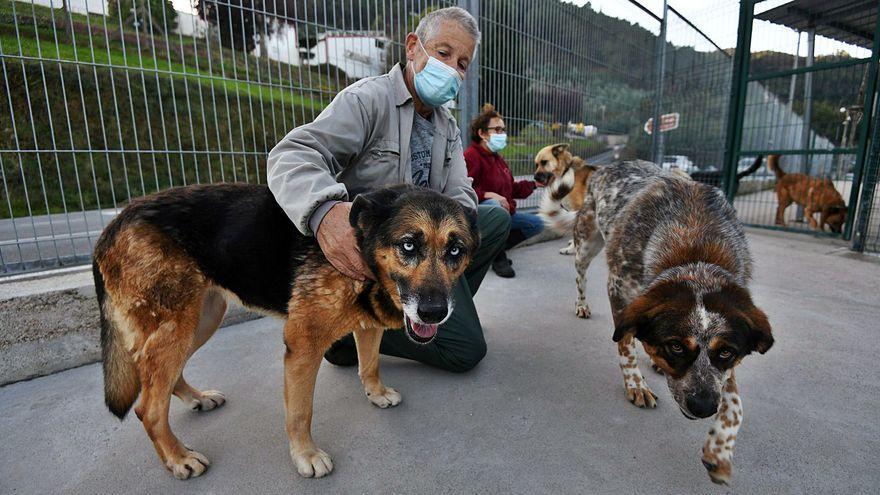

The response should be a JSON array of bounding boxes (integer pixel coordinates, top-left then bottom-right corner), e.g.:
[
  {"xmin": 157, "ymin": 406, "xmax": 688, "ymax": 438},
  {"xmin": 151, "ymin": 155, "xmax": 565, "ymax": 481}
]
[{"xmin": 722, "ymin": 0, "xmax": 879, "ymax": 248}]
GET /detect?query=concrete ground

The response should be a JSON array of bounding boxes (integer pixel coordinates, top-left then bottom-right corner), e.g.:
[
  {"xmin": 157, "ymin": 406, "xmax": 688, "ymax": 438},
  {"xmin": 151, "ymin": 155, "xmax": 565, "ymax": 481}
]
[{"xmin": 1, "ymin": 229, "xmax": 878, "ymax": 494}]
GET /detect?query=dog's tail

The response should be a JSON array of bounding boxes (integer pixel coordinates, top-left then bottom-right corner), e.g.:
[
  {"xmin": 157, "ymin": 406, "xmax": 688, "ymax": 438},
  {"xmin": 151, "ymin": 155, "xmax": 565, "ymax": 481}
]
[
  {"xmin": 539, "ymin": 165, "xmax": 578, "ymax": 233},
  {"xmin": 95, "ymin": 259, "xmax": 140, "ymax": 419},
  {"xmin": 736, "ymin": 155, "xmax": 764, "ymax": 180},
  {"xmin": 767, "ymin": 154, "xmax": 785, "ymax": 178}
]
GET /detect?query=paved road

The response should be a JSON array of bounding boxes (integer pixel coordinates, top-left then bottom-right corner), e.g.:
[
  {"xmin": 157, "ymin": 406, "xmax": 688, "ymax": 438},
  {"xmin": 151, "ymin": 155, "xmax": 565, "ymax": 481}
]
[
  {"xmin": 0, "ymin": 209, "xmax": 117, "ymax": 269},
  {"xmin": 1, "ymin": 230, "xmax": 878, "ymax": 493}
]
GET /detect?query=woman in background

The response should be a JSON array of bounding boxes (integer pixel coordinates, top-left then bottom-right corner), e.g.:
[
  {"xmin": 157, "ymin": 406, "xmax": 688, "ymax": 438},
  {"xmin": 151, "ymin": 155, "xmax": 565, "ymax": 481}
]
[{"xmin": 465, "ymin": 104, "xmax": 543, "ymax": 278}]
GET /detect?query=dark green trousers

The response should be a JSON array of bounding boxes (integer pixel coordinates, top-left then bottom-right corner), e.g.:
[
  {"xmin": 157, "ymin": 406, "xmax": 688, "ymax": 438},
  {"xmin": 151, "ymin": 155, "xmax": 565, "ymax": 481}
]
[{"xmin": 378, "ymin": 204, "xmax": 511, "ymax": 372}]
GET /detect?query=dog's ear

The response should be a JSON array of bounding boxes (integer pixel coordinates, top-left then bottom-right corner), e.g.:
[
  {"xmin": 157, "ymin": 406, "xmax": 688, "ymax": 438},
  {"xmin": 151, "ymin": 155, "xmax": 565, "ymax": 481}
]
[
  {"xmin": 551, "ymin": 143, "xmax": 570, "ymax": 158},
  {"xmin": 349, "ymin": 187, "xmax": 406, "ymax": 232},
  {"xmin": 704, "ymin": 286, "xmax": 774, "ymax": 354},
  {"xmin": 613, "ymin": 281, "xmax": 695, "ymax": 342}
]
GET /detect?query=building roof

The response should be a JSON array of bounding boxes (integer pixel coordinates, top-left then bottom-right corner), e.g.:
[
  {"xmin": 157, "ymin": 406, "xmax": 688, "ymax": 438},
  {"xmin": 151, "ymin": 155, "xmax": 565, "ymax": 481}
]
[{"xmin": 756, "ymin": 0, "xmax": 876, "ymax": 49}]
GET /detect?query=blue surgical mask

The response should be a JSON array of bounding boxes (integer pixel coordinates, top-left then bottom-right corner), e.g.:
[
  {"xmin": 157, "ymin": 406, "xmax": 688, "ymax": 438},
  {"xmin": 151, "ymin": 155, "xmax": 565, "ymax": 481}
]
[
  {"xmin": 412, "ymin": 38, "xmax": 462, "ymax": 108},
  {"xmin": 487, "ymin": 133, "xmax": 507, "ymax": 152}
]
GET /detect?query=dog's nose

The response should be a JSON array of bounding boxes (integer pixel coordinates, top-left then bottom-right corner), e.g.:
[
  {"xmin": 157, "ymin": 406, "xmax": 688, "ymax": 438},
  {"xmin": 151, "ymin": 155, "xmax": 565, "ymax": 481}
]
[
  {"xmin": 686, "ymin": 391, "xmax": 719, "ymax": 418},
  {"xmin": 417, "ymin": 301, "xmax": 448, "ymax": 324}
]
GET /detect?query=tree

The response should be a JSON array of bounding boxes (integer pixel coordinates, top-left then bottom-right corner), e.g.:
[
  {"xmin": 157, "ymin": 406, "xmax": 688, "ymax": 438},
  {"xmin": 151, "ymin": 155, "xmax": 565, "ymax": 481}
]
[
  {"xmin": 197, "ymin": 0, "xmax": 276, "ymax": 54},
  {"xmin": 108, "ymin": 0, "xmax": 179, "ymax": 35}
]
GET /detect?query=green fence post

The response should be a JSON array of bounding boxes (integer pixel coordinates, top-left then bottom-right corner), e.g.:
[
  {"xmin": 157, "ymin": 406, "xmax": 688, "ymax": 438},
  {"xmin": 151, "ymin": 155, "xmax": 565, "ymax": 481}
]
[
  {"xmin": 845, "ymin": 12, "xmax": 880, "ymax": 242},
  {"xmin": 722, "ymin": 0, "xmax": 755, "ymax": 200}
]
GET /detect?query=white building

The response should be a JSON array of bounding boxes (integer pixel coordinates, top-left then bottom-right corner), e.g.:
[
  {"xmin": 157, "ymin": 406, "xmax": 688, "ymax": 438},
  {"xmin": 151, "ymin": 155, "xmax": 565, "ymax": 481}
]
[{"xmin": 301, "ymin": 31, "xmax": 390, "ymax": 80}]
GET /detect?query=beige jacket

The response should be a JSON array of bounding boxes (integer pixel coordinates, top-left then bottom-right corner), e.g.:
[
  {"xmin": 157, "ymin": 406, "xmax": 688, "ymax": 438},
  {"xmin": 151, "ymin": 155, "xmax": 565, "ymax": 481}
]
[{"xmin": 267, "ymin": 63, "xmax": 477, "ymax": 236}]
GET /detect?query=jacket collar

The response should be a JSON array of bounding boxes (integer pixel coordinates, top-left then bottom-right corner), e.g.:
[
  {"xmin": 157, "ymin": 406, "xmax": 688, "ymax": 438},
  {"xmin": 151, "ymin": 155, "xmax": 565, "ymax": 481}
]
[
  {"xmin": 391, "ymin": 63, "xmax": 453, "ymax": 136},
  {"xmin": 391, "ymin": 63, "xmax": 413, "ymax": 107}
]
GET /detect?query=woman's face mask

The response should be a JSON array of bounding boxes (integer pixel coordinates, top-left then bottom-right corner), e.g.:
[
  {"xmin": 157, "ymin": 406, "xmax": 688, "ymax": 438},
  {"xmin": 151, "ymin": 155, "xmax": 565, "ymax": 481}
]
[
  {"xmin": 412, "ymin": 37, "xmax": 463, "ymax": 108},
  {"xmin": 487, "ymin": 133, "xmax": 507, "ymax": 152}
]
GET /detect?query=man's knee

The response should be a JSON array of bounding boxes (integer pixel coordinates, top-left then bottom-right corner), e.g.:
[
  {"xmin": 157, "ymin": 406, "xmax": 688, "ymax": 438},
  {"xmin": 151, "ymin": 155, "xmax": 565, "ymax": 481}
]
[
  {"xmin": 444, "ymin": 336, "xmax": 487, "ymax": 373},
  {"xmin": 477, "ymin": 204, "xmax": 511, "ymax": 251}
]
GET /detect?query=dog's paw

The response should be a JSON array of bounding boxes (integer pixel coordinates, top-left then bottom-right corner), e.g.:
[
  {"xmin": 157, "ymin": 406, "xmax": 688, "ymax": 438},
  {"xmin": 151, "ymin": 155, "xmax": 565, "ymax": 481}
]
[
  {"xmin": 575, "ymin": 304, "xmax": 591, "ymax": 318},
  {"xmin": 188, "ymin": 390, "xmax": 226, "ymax": 412},
  {"xmin": 291, "ymin": 447, "xmax": 334, "ymax": 478},
  {"xmin": 701, "ymin": 453, "xmax": 732, "ymax": 485},
  {"xmin": 625, "ymin": 382, "xmax": 658, "ymax": 408},
  {"xmin": 366, "ymin": 386, "xmax": 401, "ymax": 408},
  {"xmin": 559, "ymin": 243, "xmax": 575, "ymax": 255},
  {"xmin": 165, "ymin": 449, "xmax": 210, "ymax": 480}
]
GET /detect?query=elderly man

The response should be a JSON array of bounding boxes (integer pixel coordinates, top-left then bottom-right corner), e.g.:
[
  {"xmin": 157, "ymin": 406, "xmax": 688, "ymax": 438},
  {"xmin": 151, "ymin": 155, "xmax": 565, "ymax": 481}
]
[{"xmin": 267, "ymin": 7, "xmax": 510, "ymax": 373}]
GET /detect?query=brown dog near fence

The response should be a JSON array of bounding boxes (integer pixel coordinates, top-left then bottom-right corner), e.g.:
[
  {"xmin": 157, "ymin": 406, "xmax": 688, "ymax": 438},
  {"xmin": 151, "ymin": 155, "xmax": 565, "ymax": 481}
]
[
  {"xmin": 93, "ymin": 184, "xmax": 479, "ymax": 480},
  {"xmin": 768, "ymin": 154, "xmax": 847, "ymax": 233},
  {"xmin": 533, "ymin": 143, "xmax": 597, "ymax": 254}
]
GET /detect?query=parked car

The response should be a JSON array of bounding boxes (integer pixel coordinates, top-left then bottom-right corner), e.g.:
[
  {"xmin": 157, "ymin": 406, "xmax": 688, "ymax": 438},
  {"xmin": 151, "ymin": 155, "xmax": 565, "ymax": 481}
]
[{"xmin": 661, "ymin": 155, "xmax": 696, "ymax": 174}]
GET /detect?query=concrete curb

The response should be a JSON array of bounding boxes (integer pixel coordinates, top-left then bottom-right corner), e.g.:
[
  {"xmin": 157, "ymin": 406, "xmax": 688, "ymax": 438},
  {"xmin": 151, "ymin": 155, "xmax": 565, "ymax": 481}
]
[
  {"xmin": 0, "ymin": 276, "xmax": 260, "ymax": 387},
  {"xmin": 0, "ymin": 229, "xmax": 562, "ymax": 387}
]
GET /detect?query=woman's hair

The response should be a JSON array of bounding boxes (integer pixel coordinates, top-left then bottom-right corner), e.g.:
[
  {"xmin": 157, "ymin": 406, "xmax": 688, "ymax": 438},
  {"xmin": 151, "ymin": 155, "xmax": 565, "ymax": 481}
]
[{"xmin": 469, "ymin": 103, "xmax": 502, "ymax": 144}]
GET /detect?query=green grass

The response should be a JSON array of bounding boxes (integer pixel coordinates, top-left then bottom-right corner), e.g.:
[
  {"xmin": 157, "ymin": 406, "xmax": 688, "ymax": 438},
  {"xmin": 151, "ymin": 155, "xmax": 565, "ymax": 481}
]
[{"xmin": 0, "ymin": 34, "xmax": 328, "ymax": 112}]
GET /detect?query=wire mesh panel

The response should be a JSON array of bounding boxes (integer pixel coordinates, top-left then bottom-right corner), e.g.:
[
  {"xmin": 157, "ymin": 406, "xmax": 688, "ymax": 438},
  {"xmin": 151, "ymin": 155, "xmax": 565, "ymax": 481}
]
[
  {"xmin": 9, "ymin": 1, "xmax": 839, "ymax": 272},
  {"xmin": 0, "ymin": 0, "xmax": 455, "ymax": 273},
  {"xmin": 726, "ymin": 0, "xmax": 877, "ymax": 239},
  {"xmin": 473, "ymin": 0, "xmax": 660, "ymax": 211},
  {"xmin": 654, "ymin": 4, "xmax": 734, "ymax": 177}
]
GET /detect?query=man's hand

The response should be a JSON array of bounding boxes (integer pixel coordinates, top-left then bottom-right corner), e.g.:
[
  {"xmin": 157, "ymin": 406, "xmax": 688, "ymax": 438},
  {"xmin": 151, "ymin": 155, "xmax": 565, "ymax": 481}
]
[
  {"xmin": 485, "ymin": 192, "xmax": 511, "ymax": 212},
  {"xmin": 316, "ymin": 202, "xmax": 374, "ymax": 281}
]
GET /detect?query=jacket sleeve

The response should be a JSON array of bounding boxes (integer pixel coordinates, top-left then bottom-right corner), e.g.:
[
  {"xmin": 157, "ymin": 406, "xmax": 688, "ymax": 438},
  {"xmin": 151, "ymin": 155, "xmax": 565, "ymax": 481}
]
[
  {"xmin": 512, "ymin": 179, "xmax": 537, "ymax": 199},
  {"xmin": 266, "ymin": 90, "xmax": 371, "ymax": 236},
  {"xmin": 442, "ymin": 128, "xmax": 478, "ymax": 211}
]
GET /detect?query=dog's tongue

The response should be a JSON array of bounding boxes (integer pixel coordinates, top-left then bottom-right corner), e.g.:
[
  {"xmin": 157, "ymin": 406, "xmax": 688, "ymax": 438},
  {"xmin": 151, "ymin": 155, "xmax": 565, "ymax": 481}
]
[{"xmin": 409, "ymin": 317, "xmax": 438, "ymax": 338}]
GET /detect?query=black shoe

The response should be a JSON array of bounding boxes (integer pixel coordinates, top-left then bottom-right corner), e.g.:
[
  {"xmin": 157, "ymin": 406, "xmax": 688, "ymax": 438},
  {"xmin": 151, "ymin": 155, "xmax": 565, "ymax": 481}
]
[
  {"xmin": 492, "ymin": 252, "xmax": 516, "ymax": 278},
  {"xmin": 323, "ymin": 334, "xmax": 358, "ymax": 366}
]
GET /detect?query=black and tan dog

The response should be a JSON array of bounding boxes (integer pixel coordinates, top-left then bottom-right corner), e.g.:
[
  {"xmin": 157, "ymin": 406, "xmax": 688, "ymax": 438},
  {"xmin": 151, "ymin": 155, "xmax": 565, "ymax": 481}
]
[
  {"xmin": 540, "ymin": 160, "xmax": 773, "ymax": 484},
  {"xmin": 533, "ymin": 143, "xmax": 597, "ymax": 255},
  {"xmin": 93, "ymin": 184, "xmax": 478, "ymax": 480}
]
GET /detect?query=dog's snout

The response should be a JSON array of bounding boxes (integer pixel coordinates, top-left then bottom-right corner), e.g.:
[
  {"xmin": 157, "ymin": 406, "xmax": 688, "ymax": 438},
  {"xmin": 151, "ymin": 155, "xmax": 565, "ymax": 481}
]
[
  {"xmin": 417, "ymin": 300, "xmax": 448, "ymax": 324},
  {"xmin": 686, "ymin": 391, "xmax": 719, "ymax": 419}
]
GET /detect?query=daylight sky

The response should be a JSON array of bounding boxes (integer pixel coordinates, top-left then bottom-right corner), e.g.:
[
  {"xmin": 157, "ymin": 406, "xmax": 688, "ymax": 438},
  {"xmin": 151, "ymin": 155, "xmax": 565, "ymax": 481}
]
[
  {"xmin": 165, "ymin": 0, "xmax": 872, "ymax": 58},
  {"xmin": 572, "ymin": 0, "xmax": 872, "ymax": 58}
]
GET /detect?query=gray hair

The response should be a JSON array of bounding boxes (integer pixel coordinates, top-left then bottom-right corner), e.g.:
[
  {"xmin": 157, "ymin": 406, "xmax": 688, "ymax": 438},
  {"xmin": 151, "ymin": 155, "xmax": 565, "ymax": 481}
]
[{"xmin": 415, "ymin": 7, "xmax": 481, "ymax": 48}]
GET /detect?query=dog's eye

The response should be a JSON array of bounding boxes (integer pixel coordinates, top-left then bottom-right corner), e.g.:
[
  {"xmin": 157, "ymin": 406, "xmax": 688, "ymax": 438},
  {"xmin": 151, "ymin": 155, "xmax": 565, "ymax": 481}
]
[
  {"xmin": 667, "ymin": 343, "xmax": 684, "ymax": 355},
  {"xmin": 449, "ymin": 246, "xmax": 460, "ymax": 256},
  {"xmin": 402, "ymin": 242, "xmax": 415, "ymax": 252},
  {"xmin": 718, "ymin": 349, "xmax": 734, "ymax": 360}
]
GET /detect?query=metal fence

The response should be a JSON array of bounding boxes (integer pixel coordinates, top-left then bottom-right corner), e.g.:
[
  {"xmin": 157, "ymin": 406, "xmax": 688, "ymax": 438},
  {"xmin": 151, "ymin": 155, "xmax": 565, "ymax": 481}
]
[
  {"xmin": 723, "ymin": 0, "xmax": 878, "ymax": 245},
  {"xmin": 6, "ymin": 0, "xmax": 872, "ymax": 275}
]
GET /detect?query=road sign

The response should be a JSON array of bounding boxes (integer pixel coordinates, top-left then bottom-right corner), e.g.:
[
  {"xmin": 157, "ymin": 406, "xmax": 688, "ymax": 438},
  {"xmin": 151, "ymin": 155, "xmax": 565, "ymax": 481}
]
[{"xmin": 643, "ymin": 112, "xmax": 680, "ymax": 134}]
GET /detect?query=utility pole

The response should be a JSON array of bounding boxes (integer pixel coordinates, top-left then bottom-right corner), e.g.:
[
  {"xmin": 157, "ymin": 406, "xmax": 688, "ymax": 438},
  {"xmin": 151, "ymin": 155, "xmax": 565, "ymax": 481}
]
[{"xmin": 651, "ymin": 0, "xmax": 668, "ymax": 165}]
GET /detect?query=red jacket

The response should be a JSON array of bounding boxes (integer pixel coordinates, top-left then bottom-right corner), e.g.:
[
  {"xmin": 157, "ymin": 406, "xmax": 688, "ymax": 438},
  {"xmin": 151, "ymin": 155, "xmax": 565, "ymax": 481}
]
[{"xmin": 464, "ymin": 142, "xmax": 536, "ymax": 214}]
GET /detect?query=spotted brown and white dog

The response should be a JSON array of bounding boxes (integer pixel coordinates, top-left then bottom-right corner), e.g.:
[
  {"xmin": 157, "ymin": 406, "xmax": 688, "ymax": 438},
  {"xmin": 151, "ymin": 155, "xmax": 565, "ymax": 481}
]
[
  {"xmin": 533, "ymin": 143, "xmax": 597, "ymax": 255},
  {"xmin": 93, "ymin": 184, "xmax": 478, "ymax": 480},
  {"xmin": 540, "ymin": 160, "xmax": 774, "ymax": 484}
]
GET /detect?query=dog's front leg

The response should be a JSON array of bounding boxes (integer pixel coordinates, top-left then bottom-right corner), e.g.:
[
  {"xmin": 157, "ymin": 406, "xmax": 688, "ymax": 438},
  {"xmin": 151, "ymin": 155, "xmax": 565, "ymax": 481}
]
[
  {"xmin": 353, "ymin": 327, "xmax": 401, "ymax": 408},
  {"xmin": 283, "ymin": 327, "xmax": 333, "ymax": 478},
  {"xmin": 560, "ymin": 239, "xmax": 575, "ymax": 255},
  {"xmin": 617, "ymin": 334, "xmax": 657, "ymax": 408},
  {"xmin": 701, "ymin": 371, "xmax": 742, "ymax": 485}
]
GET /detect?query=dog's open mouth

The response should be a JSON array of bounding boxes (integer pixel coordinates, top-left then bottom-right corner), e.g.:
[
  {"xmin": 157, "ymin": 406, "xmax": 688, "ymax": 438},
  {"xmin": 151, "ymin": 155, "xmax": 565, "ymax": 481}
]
[{"xmin": 403, "ymin": 315, "xmax": 438, "ymax": 345}]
